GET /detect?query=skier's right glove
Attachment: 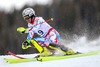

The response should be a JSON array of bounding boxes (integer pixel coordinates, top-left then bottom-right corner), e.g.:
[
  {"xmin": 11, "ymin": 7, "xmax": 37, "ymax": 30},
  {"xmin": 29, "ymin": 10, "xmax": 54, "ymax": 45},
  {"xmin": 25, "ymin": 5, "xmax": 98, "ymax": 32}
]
[
  {"xmin": 17, "ymin": 27, "xmax": 28, "ymax": 34},
  {"xmin": 22, "ymin": 40, "xmax": 31, "ymax": 49},
  {"xmin": 17, "ymin": 27, "xmax": 25, "ymax": 34}
]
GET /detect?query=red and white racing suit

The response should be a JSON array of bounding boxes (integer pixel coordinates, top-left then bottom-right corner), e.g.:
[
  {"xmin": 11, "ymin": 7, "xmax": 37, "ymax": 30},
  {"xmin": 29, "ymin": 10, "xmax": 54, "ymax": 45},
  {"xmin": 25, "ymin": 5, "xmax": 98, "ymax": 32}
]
[{"xmin": 27, "ymin": 17, "xmax": 60, "ymax": 46}]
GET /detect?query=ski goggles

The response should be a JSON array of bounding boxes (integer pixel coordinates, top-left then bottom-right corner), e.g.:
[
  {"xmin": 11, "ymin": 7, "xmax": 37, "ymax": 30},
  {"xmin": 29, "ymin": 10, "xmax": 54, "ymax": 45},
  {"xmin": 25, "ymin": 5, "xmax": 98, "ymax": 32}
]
[{"xmin": 24, "ymin": 16, "xmax": 30, "ymax": 20}]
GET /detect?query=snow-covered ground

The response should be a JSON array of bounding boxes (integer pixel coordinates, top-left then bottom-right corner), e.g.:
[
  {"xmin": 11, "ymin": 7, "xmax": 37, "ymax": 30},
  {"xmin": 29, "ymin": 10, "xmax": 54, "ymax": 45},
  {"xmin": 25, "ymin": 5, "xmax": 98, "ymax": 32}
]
[
  {"xmin": 0, "ymin": 52, "xmax": 100, "ymax": 67},
  {"xmin": 0, "ymin": 36, "xmax": 100, "ymax": 67}
]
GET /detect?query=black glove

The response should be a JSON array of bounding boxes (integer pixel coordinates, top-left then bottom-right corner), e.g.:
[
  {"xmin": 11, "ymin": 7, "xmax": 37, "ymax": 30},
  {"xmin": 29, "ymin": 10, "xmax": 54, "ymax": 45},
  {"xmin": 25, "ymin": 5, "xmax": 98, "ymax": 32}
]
[{"xmin": 22, "ymin": 40, "xmax": 31, "ymax": 49}]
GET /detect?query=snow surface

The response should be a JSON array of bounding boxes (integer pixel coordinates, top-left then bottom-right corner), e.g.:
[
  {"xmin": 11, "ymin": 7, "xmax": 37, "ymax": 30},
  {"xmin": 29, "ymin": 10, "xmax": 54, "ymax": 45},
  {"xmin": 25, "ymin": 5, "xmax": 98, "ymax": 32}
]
[
  {"xmin": 0, "ymin": 36, "xmax": 100, "ymax": 67},
  {"xmin": 0, "ymin": 52, "xmax": 100, "ymax": 67}
]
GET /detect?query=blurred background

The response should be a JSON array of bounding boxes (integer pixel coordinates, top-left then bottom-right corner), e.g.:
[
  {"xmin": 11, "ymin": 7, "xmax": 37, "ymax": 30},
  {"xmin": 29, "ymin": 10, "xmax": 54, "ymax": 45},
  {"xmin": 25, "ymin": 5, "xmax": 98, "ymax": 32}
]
[{"xmin": 0, "ymin": 0, "xmax": 100, "ymax": 55}]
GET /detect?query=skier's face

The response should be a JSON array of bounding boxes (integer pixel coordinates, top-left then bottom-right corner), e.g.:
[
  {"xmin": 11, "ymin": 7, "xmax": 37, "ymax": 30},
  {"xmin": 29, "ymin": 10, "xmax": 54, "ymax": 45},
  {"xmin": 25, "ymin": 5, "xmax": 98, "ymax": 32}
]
[{"xmin": 25, "ymin": 18, "xmax": 31, "ymax": 23}]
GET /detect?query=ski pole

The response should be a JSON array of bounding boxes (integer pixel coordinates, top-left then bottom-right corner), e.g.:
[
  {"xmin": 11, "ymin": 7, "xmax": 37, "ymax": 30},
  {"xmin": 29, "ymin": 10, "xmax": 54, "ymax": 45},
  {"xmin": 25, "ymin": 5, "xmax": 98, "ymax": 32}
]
[
  {"xmin": 34, "ymin": 17, "xmax": 54, "ymax": 26},
  {"xmin": 7, "ymin": 51, "xmax": 26, "ymax": 59},
  {"xmin": 45, "ymin": 18, "xmax": 54, "ymax": 22}
]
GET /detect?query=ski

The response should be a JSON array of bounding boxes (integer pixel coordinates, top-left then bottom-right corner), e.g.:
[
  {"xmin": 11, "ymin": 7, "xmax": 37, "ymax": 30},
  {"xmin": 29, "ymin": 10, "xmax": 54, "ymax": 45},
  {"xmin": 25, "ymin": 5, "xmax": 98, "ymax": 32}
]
[
  {"xmin": 5, "ymin": 50, "xmax": 99, "ymax": 64},
  {"xmin": 5, "ymin": 58, "xmax": 38, "ymax": 64}
]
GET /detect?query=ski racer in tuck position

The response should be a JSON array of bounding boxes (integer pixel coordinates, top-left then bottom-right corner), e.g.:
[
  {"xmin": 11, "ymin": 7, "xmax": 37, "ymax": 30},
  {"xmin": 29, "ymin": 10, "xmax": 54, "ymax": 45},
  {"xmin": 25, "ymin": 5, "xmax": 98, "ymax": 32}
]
[{"xmin": 17, "ymin": 8, "xmax": 76, "ymax": 57}]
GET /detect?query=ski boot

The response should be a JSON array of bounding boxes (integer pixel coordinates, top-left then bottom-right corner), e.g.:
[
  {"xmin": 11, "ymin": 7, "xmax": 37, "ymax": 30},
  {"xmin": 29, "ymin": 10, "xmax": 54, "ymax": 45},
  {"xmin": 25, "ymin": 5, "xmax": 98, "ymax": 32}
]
[
  {"xmin": 49, "ymin": 43, "xmax": 76, "ymax": 55},
  {"xmin": 35, "ymin": 47, "xmax": 54, "ymax": 58}
]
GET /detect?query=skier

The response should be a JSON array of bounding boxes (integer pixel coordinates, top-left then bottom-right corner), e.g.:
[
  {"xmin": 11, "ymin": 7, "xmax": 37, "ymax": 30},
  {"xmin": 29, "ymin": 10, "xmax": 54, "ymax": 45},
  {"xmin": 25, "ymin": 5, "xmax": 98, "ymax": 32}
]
[{"xmin": 17, "ymin": 8, "xmax": 76, "ymax": 57}]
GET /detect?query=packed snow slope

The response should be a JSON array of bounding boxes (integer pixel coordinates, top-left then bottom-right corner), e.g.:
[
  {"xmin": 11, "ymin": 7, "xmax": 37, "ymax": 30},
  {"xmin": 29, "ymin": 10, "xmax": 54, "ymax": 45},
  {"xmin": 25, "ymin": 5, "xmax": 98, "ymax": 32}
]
[
  {"xmin": 0, "ymin": 36, "xmax": 100, "ymax": 67},
  {"xmin": 0, "ymin": 52, "xmax": 100, "ymax": 67}
]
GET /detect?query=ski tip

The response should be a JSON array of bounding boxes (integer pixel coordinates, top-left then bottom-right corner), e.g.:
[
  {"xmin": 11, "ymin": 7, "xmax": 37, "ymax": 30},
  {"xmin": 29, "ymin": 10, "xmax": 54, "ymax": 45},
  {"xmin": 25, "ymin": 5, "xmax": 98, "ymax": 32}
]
[
  {"xmin": 7, "ymin": 51, "xmax": 10, "ymax": 54},
  {"xmin": 7, "ymin": 51, "xmax": 13, "ymax": 55}
]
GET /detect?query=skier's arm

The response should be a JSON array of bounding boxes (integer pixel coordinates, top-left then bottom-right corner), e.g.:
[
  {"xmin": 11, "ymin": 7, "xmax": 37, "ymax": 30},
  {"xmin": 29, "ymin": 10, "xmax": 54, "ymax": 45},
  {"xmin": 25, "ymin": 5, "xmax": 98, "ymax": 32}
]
[{"xmin": 21, "ymin": 30, "xmax": 34, "ymax": 49}]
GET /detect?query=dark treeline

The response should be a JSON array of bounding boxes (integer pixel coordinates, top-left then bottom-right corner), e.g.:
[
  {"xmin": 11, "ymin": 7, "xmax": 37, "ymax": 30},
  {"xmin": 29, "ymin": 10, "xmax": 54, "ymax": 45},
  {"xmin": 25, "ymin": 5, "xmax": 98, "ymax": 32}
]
[{"xmin": 0, "ymin": 0, "xmax": 100, "ymax": 55}]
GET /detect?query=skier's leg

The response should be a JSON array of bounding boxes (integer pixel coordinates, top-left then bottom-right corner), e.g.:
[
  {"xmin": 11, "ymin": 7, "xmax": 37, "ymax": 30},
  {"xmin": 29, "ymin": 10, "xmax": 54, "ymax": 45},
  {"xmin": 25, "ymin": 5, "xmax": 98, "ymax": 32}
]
[
  {"xmin": 31, "ymin": 39, "xmax": 43, "ymax": 53},
  {"xmin": 49, "ymin": 43, "xmax": 76, "ymax": 55},
  {"xmin": 47, "ymin": 30, "xmax": 76, "ymax": 55},
  {"xmin": 33, "ymin": 38, "xmax": 53, "ymax": 57}
]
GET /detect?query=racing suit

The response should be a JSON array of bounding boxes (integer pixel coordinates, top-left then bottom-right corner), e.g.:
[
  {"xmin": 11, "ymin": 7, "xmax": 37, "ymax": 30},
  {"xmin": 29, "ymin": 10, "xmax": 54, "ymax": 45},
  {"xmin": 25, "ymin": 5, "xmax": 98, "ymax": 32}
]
[{"xmin": 27, "ymin": 17, "xmax": 60, "ymax": 47}]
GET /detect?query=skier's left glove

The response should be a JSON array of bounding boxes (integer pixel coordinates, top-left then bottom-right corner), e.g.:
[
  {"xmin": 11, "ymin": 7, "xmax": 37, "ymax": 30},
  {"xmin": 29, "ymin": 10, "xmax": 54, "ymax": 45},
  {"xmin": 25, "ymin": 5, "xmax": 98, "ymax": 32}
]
[{"xmin": 22, "ymin": 40, "xmax": 31, "ymax": 49}]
